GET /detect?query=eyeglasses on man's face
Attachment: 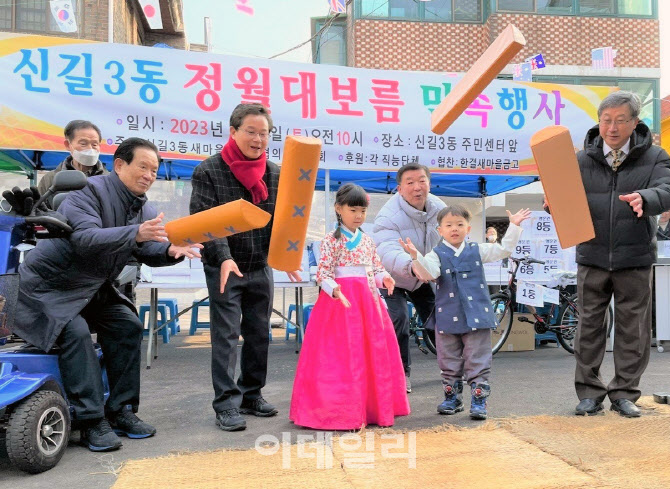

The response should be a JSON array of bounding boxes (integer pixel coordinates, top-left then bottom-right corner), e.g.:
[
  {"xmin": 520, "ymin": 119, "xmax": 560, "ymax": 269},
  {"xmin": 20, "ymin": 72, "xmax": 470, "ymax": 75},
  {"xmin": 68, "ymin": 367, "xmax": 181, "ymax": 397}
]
[
  {"xmin": 598, "ymin": 118, "xmax": 634, "ymax": 127},
  {"xmin": 242, "ymin": 128, "xmax": 270, "ymax": 140}
]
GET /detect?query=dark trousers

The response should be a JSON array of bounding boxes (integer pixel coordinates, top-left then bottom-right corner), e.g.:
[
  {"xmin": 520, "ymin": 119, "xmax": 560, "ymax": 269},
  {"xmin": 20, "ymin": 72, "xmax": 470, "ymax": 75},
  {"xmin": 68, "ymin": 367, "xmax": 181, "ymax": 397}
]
[
  {"xmin": 56, "ymin": 289, "xmax": 142, "ymax": 421},
  {"xmin": 575, "ymin": 264, "xmax": 652, "ymax": 403},
  {"xmin": 381, "ymin": 282, "xmax": 435, "ymax": 376},
  {"xmin": 205, "ymin": 265, "xmax": 273, "ymax": 413}
]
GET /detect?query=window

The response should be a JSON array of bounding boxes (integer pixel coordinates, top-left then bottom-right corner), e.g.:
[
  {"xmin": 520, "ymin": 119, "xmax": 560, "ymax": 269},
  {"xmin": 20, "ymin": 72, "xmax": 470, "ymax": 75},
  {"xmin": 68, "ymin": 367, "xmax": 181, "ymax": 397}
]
[
  {"xmin": 389, "ymin": 0, "xmax": 420, "ymax": 19},
  {"xmin": 361, "ymin": 0, "xmax": 389, "ymax": 17},
  {"xmin": 357, "ymin": 0, "xmax": 482, "ymax": 22},
  {"xmin": 16, "ymin": 0, "xmax": 49, "ymax": 31},
  {"xmin": 578, "ymin": 0, "xmax": 613, "ymax": 14},
  {"xmin": 1, "ymin": 0, "xmax": 79, "ymax": 34},
  {"xmin": 497, "ymin": 0, "xmax": 533, "ymax": 12},
  {"xmin": 313, "ymin": 19, "xmax": 347, "ymax": 66},
  {"xmin": 617, "ymin": 0, "xmax": 652, "ymax": 15},
  {"xmin": 424, "ymin": 0, "xmax": 452, "ymax": 21},
  {"xmin": 495, "ymin": 0, "xmax": 654, "ymax": 16},
  {"xmin": 537, "ymin": 0, "xmax": 573, "ymax": 14},
  {"xmin": 619, "ymin": 80, "xmax": 655, "ymax": 129},
  {"xmin": 0, "ymin": 3, "xmax": 11, "ymax": 29},
  {"xmin": 454, "ymin": 0, "xmax": 482, "ymax": 21}
]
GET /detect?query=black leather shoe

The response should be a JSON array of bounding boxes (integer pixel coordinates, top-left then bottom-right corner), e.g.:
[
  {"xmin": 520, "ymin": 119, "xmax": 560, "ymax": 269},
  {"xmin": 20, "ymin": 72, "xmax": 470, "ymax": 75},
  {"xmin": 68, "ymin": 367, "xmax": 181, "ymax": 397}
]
[
  {"xmin": 610, "ymin": 399, "xmax": 641, "ymax": 418},
  {"xmin": 575, "ymin": 398, "xmax": 604, "ymax": 416}
]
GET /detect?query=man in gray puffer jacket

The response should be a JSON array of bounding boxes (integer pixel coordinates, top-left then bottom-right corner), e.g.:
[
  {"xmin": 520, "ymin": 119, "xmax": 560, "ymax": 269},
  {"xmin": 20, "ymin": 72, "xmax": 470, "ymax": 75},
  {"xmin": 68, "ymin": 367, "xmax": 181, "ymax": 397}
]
[
  {"xmin": 373, "ymin": 163, "xmax": 446, "ymax": 393},
  {"xmin": 556, "ymin": 91, "xmax": 670, "ymax": 419}
]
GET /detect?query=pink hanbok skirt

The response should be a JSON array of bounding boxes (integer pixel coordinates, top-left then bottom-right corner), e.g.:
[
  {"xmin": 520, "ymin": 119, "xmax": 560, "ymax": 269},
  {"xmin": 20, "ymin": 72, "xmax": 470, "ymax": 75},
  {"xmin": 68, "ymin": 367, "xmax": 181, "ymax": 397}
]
[{"xmin": 289, "ymin": 276, "xmax": 410, "ymax": 430}]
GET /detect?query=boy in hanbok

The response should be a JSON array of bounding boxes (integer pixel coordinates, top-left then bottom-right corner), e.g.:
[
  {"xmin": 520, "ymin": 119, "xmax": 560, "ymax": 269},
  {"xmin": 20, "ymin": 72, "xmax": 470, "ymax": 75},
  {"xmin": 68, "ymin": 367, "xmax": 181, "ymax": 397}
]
[
  {"xmin": 400, "ymin": 205, "xmax": 530, "ymax": 420},
  {"xmin": 290, "ymin": 183, "xmax": 410, "ymax": 429}
]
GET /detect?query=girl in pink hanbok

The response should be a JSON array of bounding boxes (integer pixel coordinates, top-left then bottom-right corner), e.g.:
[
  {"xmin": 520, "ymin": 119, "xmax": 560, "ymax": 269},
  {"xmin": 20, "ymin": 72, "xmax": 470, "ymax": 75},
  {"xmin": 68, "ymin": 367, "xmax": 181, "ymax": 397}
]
[{"xmin": 290, "ymin": 183, "xmax": 410, "ymax": 430}]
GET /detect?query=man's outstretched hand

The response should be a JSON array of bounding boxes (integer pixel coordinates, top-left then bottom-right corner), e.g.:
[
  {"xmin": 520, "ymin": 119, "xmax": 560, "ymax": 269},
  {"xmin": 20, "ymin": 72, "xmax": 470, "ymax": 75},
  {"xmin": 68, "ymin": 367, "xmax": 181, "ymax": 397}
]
[
  {"xmin": 619, "ymin": 192, "xmax": 643, "ymax": 217},
  {"xmin": 168, "ymin": 243, "xmax": 203, "ymax": 260},
  {"xmin": 136, "ymin": 212, "xmax": 168, "ymax": 242}
]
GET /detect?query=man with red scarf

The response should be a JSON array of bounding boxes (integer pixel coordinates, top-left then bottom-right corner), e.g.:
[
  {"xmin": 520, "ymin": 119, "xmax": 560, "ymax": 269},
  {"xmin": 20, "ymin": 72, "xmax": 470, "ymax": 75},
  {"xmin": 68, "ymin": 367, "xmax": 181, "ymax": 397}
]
[{"xmin": 190, "ymin": 103, "xmax": 300, "ymax": 431}]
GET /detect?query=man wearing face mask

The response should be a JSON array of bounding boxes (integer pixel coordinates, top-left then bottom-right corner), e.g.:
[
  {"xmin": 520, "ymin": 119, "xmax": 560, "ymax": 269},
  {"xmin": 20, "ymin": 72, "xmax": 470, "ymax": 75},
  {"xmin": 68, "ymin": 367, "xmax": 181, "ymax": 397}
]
[
  {"xmin": 38, "ymin": 120, "xmax": 108, "ymax": 207},
  {"xmin": 37, "ymin": 120, "xmax": 143, "ymax": 303}
]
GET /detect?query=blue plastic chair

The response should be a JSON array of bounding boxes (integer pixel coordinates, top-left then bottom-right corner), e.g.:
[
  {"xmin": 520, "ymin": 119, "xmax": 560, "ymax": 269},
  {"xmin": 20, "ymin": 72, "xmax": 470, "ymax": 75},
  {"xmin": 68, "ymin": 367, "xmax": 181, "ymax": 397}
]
[
  {"xmin": 189, "ymin": 299, "xmax": 210, "ymax": 335},
  {"xmin": 303, "ymin": 304, "xmax": 314, "ymax": 332},
  {"xmin": 285, "ymin": 303, "xmax": 314, "ymax": 342},
  {"xmin": 157, "ymin": 298, "xmax": 180, "ymax": 334},
  {"xmin": 138, "ymin": 304, "xmax": 170, "ymax": 343}
]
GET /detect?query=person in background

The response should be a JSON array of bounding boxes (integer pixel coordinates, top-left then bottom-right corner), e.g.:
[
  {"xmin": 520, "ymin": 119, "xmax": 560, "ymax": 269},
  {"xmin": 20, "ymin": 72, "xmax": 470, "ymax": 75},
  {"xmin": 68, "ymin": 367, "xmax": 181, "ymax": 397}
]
[
  {"xmin": 373, "ymin": 163, "xmax": 446, "ymax": 394},
  {"xmin": 38, "ymin": 120, "xmax": 108, "ymax": 206},
  {"xmin": 657, "ymin": 211, "xmax": 670, "ymax": 241}
]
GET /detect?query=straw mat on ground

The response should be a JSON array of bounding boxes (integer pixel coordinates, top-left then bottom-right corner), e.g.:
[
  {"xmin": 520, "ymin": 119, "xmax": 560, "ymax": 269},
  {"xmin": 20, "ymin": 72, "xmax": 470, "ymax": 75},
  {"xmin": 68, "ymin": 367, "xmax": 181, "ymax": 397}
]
[{"xmin": 112, "ymin": 397, "xmax": 670, "ymax": 489}]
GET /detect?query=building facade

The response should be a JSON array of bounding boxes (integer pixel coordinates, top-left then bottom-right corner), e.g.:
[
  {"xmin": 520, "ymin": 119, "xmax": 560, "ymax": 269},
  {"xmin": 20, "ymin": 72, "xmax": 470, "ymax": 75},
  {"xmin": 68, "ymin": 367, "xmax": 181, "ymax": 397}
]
[
  {"xmin": 0, "ymin": 0, "xmax": 187, "ymax": 49},
  {"xmin": 312, "ymin": 0, "xmax": 662, "ymax": 228},
  {"xmin": 314, "ymin": 0, "xmax": 660, "ymax": 134}
]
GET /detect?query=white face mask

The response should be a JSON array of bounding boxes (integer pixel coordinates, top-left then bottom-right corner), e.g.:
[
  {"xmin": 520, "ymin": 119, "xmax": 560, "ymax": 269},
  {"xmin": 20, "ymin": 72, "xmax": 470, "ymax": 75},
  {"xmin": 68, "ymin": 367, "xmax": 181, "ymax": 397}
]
[
  {"xmin": 72, "ymin": 148, "xmax": 100, "ymax": 167},
  {"xmin": 487, "ymin": 235, "xmax": 496, "ymax": 243}
]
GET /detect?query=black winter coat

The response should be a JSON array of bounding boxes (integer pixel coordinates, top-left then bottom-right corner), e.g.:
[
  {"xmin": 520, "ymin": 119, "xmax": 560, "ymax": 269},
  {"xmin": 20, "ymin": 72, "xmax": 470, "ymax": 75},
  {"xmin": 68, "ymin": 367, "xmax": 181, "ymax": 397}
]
[
  {"xmin": 13, "ymin": 172, "xmax": 180, "ymax": 351},
  {"xmin": 576, "ymin": 122, "xmax": 670, "ymax": 271}
]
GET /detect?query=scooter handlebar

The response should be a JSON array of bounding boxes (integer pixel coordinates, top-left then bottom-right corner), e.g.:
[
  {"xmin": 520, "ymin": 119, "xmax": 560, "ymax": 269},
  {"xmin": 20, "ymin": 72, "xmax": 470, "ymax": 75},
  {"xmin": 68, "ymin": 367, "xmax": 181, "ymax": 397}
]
[{"xmin": 24, "ymin": 215, "xmax": 74, "ymax": 239}]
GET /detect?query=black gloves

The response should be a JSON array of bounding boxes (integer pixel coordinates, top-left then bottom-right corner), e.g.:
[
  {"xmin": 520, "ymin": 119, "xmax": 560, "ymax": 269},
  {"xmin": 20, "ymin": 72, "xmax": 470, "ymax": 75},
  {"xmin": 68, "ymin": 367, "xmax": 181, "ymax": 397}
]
[{"xmin": 1, "ymin": 186, "xmax": 47, "ymax": 216}]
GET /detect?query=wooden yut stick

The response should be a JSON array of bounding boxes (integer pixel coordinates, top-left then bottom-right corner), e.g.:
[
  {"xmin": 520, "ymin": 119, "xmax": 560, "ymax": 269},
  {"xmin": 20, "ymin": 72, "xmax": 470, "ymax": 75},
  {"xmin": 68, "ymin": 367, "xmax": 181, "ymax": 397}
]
[
  {"xmin": 431, "ymin": 24, "xmax": 526, "ymax": 135},
  {"xmin": 166, "ymin": 199, "xmax": 271, "ymax": 246},
  {"xmin": 530, "ymin": 125, "xmax": 595, "ymax": 248},
  {"xmin": 268, "ymin": 135, "xmax": 322, "ymax": 272}
]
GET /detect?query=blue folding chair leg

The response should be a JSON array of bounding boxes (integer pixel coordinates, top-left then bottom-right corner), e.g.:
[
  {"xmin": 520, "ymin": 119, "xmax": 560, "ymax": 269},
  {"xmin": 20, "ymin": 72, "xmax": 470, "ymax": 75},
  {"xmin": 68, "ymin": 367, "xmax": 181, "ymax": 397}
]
[
  {"xmin": 138, "ymin": 304, "xmax": 170, "ymax": 344},
  {"xmin": 157, "ymin": 298, "xmax": 180, "ymax": 334},
  {"xmin": 189, "ymin": 299, "xmax": 210, "ymax": 335}
]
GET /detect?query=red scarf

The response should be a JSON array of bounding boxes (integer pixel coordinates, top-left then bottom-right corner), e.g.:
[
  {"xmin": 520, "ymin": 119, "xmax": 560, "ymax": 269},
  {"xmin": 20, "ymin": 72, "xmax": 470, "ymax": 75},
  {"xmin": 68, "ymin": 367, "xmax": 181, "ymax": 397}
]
[{"xmin": 221, "ymin": 136, "xmax": 268, "ymax": 204}]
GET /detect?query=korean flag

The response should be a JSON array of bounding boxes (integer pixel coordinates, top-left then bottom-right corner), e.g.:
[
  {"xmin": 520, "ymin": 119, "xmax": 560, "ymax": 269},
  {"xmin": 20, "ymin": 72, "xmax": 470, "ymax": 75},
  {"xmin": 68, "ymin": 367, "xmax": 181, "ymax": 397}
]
[{"xmin": 49, "ymin": 0, "xmax": 77, "ymax": 33}]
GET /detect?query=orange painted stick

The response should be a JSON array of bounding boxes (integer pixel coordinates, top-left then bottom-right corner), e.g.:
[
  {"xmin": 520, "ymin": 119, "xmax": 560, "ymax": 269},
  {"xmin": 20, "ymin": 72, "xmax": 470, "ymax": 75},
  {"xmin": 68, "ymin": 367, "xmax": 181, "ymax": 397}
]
[
  {"xmin": 431, "ymin": 24, "xmax": 526, "ymax": 135},
  {"xmin": 165, "ymin": 199, "xmax": 271, "ymax": 247},
  {"xmin": 267, "ymin": 135, "xmax": 322, "ymax": 272},
  {"xmin": 530, "ymin": 125, "xmax": 594, "ymax": 249}
]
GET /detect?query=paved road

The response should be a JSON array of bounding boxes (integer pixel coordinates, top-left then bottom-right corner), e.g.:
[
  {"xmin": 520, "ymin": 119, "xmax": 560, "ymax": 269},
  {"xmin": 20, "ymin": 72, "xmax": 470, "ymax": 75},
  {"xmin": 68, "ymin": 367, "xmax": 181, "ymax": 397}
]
[{"xmin": 2, "ymin": 334, "xmax": 669, "ymax": 488}]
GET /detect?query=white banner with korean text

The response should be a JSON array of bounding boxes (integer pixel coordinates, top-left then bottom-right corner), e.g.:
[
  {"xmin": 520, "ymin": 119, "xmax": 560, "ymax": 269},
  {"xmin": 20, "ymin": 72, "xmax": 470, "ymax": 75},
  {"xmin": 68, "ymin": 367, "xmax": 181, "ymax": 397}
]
[{"xmin": 0, "ymin": 33, "xmax": 616, "ymax": 173}]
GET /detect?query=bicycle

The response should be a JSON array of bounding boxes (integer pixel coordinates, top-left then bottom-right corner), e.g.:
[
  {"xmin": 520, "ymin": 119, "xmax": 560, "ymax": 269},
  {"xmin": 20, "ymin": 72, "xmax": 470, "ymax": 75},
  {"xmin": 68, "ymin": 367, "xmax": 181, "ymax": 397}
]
[
  {"xmin": 408, "ymin": 308, "xmax": 436, "ymax": 355},
  {"xmin": 490, "ymin": 255, "xmax": 614, "ymax": 355}
]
